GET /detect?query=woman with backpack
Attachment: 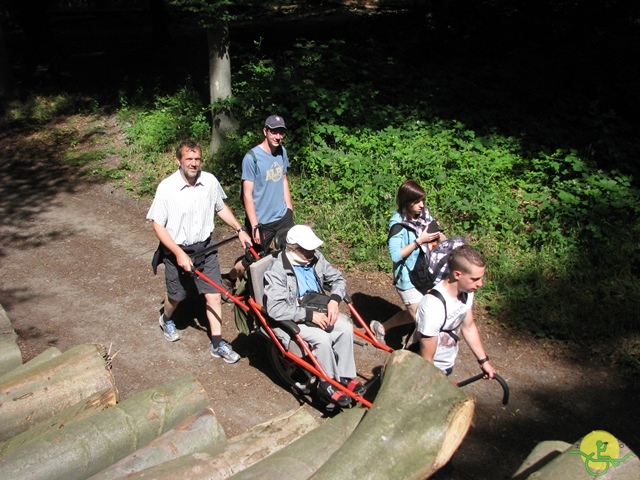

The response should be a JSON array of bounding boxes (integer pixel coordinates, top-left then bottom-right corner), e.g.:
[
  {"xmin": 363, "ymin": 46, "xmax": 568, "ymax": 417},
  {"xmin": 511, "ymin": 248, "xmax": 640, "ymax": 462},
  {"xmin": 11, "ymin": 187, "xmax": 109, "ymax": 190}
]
[{"xmin": 370, "ymin": 180, "xmax": 444, "ymax": 345}]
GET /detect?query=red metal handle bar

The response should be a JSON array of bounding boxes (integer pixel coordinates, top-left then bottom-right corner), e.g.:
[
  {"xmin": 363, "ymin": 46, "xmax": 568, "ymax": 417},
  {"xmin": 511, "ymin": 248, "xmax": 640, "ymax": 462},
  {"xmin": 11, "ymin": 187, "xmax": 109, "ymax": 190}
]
[
  {"xmin": 192, "ymin": 269, "xmax": 250, "ymax": 311},
  {"xmin": 247, "ymin": 297, "xmax": 373, "ymax": 408},
  {"xmin": 346, "ymin": 302, "xmax": 394, "ymax": 353}
]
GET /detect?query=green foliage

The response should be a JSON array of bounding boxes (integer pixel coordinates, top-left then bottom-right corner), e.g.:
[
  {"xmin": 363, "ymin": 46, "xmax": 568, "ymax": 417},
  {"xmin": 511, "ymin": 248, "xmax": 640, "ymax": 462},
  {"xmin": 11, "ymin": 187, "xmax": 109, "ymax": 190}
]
[
  {"xmin": 113, "ymin": 25, "xmax": 640, "ymax": 353},
  {"xmin": 169, "ymin": 0, "xmax": 241, "ymax": 27},
  {"xmin": 120, "ymin": 84, "xmax": 210, "ymax": 163},
  {"xmin": 4, "ymin": 94, "xmax": 97, "ymax": 127},
  {"xmin": 63, "ymin": 150, "xmax": 106, "ymax": 166}
]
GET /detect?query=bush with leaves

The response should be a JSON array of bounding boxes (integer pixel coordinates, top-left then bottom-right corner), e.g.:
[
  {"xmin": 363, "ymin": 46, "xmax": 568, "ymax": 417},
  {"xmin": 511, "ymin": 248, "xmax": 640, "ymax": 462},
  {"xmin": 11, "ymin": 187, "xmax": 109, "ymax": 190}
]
[{"xmin": 116, "ymin": 31, "xmax": 640, "ymax": 348}]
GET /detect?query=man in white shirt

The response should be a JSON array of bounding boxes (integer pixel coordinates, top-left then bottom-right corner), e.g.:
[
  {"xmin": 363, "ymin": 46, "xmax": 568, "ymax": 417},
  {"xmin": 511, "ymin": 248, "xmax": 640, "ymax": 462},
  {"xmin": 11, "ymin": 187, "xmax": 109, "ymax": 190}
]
[
  {"xmin": 415, "ymin": 245, "xmax": 496, "ymax": 378},
  {"xmin": 147, "ymin": 140, "xmax": 251, "ymax": 363}
]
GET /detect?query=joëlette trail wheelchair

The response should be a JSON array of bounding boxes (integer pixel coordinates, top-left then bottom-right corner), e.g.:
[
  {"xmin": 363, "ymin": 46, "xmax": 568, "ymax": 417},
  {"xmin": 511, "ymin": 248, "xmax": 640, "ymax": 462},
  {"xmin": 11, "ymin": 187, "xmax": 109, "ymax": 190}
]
[
  {"xmin": 189, "ymin": 233, "xmax": 393, "ymax": 410},
  {"xmin": 189, "ymin": 234, "xmax": 508, "ymax": 410}
]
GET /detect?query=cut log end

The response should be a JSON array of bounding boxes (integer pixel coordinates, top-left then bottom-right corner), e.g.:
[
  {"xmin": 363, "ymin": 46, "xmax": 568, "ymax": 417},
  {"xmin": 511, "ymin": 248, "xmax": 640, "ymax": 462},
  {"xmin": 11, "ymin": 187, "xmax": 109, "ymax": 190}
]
[{"xmin": 433, "ymin": 397, "xmax": 475, "ymax": 471}]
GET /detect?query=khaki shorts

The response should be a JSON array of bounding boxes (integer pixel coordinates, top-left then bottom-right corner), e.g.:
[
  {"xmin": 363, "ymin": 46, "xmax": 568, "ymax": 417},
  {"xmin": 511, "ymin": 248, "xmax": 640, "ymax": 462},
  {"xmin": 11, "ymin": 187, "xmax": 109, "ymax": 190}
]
[{"xmin": 396, "ymin": 287, "xmax": 423, "ymax": 306}]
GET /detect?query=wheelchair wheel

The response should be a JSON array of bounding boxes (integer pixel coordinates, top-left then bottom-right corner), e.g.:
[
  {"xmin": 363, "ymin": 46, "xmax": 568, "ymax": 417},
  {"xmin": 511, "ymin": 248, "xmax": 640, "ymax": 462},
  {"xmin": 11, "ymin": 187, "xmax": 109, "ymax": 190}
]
[{"xmin": 267, "ymin": 342, "xmax": 317, "ymax": 395}]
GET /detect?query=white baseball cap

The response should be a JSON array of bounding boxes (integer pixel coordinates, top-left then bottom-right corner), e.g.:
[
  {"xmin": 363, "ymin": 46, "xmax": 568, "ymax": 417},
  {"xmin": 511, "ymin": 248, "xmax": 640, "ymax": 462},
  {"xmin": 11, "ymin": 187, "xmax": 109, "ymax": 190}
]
[{"xmin": 286, "ymin": 225, "xmax": 323, "ymax": 250}]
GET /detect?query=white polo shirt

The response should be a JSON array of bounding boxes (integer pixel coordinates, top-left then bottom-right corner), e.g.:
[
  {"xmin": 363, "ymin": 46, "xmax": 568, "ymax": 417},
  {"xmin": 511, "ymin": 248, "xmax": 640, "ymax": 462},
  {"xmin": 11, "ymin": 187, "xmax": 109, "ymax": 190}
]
[{"xmin": 146, "ymin": 169, "xmax": 227, "ymax": 246}]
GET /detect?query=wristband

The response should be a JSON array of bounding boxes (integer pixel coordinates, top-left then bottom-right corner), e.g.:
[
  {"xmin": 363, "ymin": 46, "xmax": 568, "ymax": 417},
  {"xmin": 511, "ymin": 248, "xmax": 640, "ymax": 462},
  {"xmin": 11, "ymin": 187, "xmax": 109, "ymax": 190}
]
[
  {"xmin": 477, "ymin": 356, "xmax": 490, "ymax": 365},
  {"xmin": 414, "ymin": 240, "xmax": 420, "ymax": 249},
  {"xmin": 235, "ymin": 227, "xmax": 244, "ymax": 234}
]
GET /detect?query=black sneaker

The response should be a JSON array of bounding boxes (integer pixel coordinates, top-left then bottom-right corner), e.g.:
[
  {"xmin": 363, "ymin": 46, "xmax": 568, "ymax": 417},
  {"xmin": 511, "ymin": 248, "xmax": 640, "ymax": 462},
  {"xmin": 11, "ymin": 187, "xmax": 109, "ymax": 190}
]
[{"xmin": 318, "ymin": 381, "xmax": 352, "ymax": 408}]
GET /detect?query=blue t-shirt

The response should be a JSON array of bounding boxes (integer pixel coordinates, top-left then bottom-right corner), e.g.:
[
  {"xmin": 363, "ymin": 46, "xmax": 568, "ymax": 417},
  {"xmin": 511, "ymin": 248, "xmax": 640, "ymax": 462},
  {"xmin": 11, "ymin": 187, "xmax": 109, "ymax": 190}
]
[
  {"xmin": 293, "ymin": 265, "xmax": 321, "ymax": 297},
  {"xmin": 242, "ymin": 146, "xmax": 289, "ymax": 224}
]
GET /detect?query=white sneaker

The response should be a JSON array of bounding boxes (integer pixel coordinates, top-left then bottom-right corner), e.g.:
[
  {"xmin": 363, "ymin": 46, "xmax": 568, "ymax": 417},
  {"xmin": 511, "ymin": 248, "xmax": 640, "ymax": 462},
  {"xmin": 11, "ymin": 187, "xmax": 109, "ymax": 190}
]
[
  {"xmin": 159, "ymin": 315, "xmax": 180, "ymax": 342},
  {"xmin": 210, "ymin": 340, "xmax": 240, "ymax": 364},
  {"xmin": 370, "ymin": 320, "xmax": 386, "ymax": 344}
]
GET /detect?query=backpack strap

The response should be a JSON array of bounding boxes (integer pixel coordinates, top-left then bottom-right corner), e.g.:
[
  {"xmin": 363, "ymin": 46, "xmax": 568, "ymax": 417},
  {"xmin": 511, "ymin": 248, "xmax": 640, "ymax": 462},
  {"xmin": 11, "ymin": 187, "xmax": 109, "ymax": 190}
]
[
  {"xmin": 388, "ymin": 223, "xmax": 414, "ymax": 286},
  {"xmin": 387, "ymin": 222, "xmax": 406, "ymax": 240},
  {"xmin": 427, "ymin": 289, "xmax": 460, "ymax": 343},
  {"xmin": 240, "ymin": 149, "xmax": 260, "ymax": 202},
  {"xmin": 248, "ymin": 149, "xmax": 258, "ymax": 175}
]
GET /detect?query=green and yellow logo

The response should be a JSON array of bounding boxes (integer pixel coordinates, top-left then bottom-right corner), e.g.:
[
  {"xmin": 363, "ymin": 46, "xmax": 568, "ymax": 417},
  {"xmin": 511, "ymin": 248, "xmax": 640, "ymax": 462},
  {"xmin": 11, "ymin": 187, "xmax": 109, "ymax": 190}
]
[{"xmin": 570, "ymin": 430, "xmax": 637, "ymax": 477}]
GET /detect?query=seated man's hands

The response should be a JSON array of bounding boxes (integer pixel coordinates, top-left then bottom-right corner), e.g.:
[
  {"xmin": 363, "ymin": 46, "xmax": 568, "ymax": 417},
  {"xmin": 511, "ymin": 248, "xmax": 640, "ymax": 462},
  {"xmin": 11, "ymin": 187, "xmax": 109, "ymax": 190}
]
[
  {"xmin": 311, "ymin": 300, "xmax": 339, "ymax": 330},
  {"xmin": 311, "ymin": 311, "xmax": 330, "ymax": 329},
  {"xmin": 326, "ymin": 299, "xmax": 339, "ymax": 326}
]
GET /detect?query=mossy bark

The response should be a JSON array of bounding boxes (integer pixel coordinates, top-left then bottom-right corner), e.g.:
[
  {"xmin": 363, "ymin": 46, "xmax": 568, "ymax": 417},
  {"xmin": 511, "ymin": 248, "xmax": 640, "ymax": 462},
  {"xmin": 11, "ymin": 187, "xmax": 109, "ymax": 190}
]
[
  {"xmin": 0, "ymin": 388, "xmax": 116, "ymax": 456},
  {"xmin": 310, "ymin": 350, "xmax": 475, "ymax": 480},
  {"xmin": 0, "ymin": 343, "xmax": 117, "ymax": 442},
  {"xmin": 88, "ymin": 407, "xmax": 226, "ymax": 480},
  {"xmin": 513, "ymin": 437, "xmax": 640, "ymax": 479},
  {"xmin": 0, "ymin": 346, "xmax": 61, "ymax": 384},
  {"xmin": 0, "ymin": 302, "xmax": 21, "ymax": 377},
  {"xmin": 229, "ymin": 407, "xmax": 366, "ymax": 480},
  {"xmin": 123, "ymin": 407, "xmax": 318, "ymax": 480},
  {"xmin": 0, "ymin": 374, "xmax": 211, "ymax": 480}
]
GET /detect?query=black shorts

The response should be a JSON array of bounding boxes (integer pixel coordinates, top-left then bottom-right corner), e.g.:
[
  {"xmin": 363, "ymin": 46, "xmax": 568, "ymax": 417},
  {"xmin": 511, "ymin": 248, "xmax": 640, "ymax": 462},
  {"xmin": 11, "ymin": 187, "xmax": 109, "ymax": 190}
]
[
  {"xmin": 246, "ymin": 208, "xmax": 294, "ymax": 253},
  {"xmin": 164, "ymin": 250, "xmax": 222, "ymax": 302}
]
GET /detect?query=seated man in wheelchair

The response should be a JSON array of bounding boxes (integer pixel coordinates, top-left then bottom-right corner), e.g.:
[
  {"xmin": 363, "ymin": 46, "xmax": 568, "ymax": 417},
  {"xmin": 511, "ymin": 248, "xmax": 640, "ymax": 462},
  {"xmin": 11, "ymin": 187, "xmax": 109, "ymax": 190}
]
[{"xmin": 263, "ymin": 224, "xmax": 364, "ymax": 407}]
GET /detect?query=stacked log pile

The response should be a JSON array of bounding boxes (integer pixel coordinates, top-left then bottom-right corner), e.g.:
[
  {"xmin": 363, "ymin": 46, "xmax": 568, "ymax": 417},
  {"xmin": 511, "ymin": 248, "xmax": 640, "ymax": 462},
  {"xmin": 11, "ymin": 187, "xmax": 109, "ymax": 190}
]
[
  {"xmin": 0, "ymin": 294, "xmax": 475, "ymax": 479},
  {"xmin": 512, "ymin": 438, "xmax": 640, "ymax": 479},
  {"xmin": 0, "ymin": 340, "xmax": 319, "ymax": 480},
  {"xmin": 5, "ymin": 301, "xmax": 635, "ymax": 478}
]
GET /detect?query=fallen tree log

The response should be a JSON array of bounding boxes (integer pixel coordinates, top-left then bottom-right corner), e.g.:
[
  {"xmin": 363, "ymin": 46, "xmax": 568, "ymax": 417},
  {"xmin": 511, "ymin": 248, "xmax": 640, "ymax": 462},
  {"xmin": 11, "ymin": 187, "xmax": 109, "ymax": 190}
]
[
  {"xmin": 88, "ymin": 406, "xmax": 226, "ymax": 480},
  {"xmin": 0, "ymin": 303, "xmax": 21, "ymax": 376},
  {"xmin": 310, "ymin": 350, "xmax": 475, "ymax": 480},
  {"xmin": 0, "ymin": 374, "xmax": 211, "ymax": 480},
  {"xmin": 512, "ymin": 440, "xmax": 572, "ymax": 479},
  {"xmin": 229, "ymin": 407, "xmax": 366, "ymax": 480},
  {"xmin": 0, "ymin": 346, "xmax": 61, "ymax": 384},
  {"xmin": 0, "ymin": 387, "xmax": 117, "ymax": 456},
  {"xmin": 0, "ymin": 338, "xmax": 22, "ymax": 377},
  {"xmin": 0, "ymin": 343, "xmax": 117, "ymax": 442},
  {"xmin": 123, "ymin": 407, "xmax": 319, "ymax": 480},
  {"xmin": 513, "ymin": 435, "xmax": 640, "ymax": 479}
]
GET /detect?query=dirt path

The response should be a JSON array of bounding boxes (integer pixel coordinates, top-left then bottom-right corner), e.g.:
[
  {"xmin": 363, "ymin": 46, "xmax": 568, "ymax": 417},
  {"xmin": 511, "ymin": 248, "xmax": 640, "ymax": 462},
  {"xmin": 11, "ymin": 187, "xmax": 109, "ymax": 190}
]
[{"xmin": 1, "ymin": 119, "xmax": 638, "ymax": 479}]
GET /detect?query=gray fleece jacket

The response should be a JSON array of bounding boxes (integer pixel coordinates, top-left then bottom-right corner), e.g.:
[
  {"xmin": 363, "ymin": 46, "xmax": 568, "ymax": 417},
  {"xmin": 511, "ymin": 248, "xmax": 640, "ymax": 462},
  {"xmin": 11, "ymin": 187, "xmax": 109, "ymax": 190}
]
[{"xmin": 263, "ymin": 250, "xmax": 347, "ymax": 324}]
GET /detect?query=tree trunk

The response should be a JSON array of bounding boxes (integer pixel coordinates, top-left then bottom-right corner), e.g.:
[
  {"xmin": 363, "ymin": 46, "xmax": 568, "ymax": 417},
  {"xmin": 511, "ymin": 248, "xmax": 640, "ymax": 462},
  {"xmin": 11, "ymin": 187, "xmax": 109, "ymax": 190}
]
[
  {"xmin": 123, "ymin": 407, "xmax": 319, "ymax": 480},
  {"xmin": 207, "ymin": 24, "xmax": 238, "ymax": 155},
  {"xmin": 87, "ymin": 407, "xmax": 226, "ymax": 480},
  {"xmin": 0, "ymin": 374, "xmax": 211, "ymax": 480},
  {"xmin": 0, "ymin": 343, "xmax": 117, "ymax": 442},
  {"xmin": 513, "ymin": 438, "xmax": 640, "ymax": 479},
  {"xmin": 310, "ymin": 350, "xmax": 475, "ymax": 480},
  {"xmin": 0, "ymin": 346, "xmax": 61, "ymax": 384},
  {"xmin": 229, "ymin": 407, "xmax": 366, "ymax": 480},
  {"xmin": 0, "ymin": 388, "xmax": 116, "ymax": 456}
]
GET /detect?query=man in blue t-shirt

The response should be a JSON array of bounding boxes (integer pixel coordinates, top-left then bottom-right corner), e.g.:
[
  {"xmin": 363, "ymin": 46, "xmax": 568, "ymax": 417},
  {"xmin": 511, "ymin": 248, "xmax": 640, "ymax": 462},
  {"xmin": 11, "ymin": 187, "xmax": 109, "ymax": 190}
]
[{"xmin": 224, "ymin": 115, "xmax": 295, "ymax": 286}]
